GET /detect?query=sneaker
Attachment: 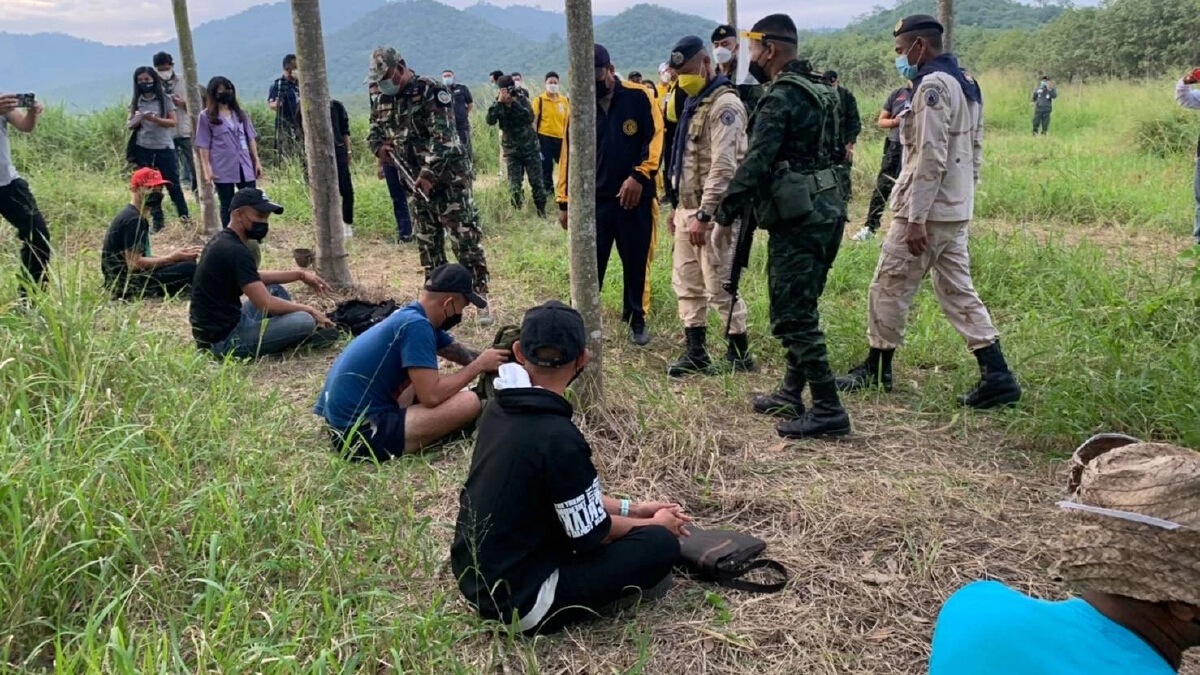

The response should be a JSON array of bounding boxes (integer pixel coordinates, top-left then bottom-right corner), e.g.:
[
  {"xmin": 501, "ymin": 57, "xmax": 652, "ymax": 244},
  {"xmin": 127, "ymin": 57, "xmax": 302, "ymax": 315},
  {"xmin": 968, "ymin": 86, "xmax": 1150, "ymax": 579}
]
[
  {"xmin": 851, "ymin": 227, "xmax": 874, "ymax": 242},
  {"xmin": 477, "ymin": 307, "xmax": 495, "ymax": 327},
  {"xmin": 629, "ymin": 324, "xmax": 650, "ymax": 346},
  {"xmin": 343, "ymin": 225, "xmax": 354, "ymax": 239}
]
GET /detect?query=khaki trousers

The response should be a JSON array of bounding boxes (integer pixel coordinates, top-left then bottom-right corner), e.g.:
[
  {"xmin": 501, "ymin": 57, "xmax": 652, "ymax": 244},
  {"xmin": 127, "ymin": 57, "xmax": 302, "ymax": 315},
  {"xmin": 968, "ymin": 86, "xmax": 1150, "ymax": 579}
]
[
  {"xmin": 868, "ymin": 219, "xmax": 999, "ymax": 351},
  {"xmin": 671, "ymin": 208, "xmax": 747, "ymax": 334}
]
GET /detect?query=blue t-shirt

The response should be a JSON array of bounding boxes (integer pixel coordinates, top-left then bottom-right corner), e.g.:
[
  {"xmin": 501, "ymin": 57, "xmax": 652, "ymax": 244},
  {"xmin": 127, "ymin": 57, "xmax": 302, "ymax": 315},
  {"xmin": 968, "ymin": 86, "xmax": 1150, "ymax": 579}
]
[
  {"xmin": 313, "ymin": 302, "xmax": 453, "ymax": 428},
  {"xmin": 930, "ymin": 581, "xmax": 1174, "ymax": 675}
]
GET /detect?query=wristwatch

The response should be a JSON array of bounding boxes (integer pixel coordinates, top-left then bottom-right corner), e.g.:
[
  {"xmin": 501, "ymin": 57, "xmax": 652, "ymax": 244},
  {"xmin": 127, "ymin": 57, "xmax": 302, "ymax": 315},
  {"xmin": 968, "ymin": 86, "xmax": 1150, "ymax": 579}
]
[{"xmin": 694, "ymin": 209, "xmax": 713, "ymax": 223}]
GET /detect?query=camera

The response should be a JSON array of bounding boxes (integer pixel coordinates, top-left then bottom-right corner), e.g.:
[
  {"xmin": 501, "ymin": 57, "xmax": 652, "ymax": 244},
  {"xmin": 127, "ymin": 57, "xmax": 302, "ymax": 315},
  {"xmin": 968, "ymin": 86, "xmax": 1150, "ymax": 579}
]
[{"xmin": 15, "ymin": 93, "xmax": 36, "ymax": 108}]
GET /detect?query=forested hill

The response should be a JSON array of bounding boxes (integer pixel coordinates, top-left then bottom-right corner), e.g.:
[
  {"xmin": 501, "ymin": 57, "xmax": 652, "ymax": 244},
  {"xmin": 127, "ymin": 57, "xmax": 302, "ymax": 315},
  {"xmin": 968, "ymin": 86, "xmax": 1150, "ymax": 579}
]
[{"xmin": 848, "ymin": 0, "xmax": 1068, "ymax": 33}]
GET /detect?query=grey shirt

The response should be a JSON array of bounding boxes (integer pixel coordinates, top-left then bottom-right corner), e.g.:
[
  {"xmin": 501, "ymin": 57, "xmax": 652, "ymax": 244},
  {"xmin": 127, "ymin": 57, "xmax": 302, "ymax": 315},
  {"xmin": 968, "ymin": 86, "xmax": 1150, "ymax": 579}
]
[
  {"xmin": 884, "ymin": 86, "xmax": 912, "ymax": 144},
  {"xmin": 160, "ymin": 73, "xmax": 192, "ymax": 138},
  {"xmin": 132, "ymin": 95, "xmax": 177, "ymax": 150},
  {"xmin": 0, "ymin": 115, "xmax": 15, "ymax": 187}
]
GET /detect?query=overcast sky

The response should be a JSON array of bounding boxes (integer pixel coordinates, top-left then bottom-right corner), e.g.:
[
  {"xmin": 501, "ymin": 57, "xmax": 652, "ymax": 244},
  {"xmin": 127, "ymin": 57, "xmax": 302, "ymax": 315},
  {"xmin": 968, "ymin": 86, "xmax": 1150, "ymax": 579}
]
[{"xmin": 5, "ymin": 0, "xmax": 898, "ymax": 45}]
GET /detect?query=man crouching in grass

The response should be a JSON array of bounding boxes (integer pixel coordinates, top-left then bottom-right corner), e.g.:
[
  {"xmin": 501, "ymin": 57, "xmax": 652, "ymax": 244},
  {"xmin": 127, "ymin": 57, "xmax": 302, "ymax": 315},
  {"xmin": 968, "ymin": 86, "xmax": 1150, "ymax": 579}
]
[
  {"xmin": 451, "ymin": 300, "xmax": 690, "ymax": 634},
  {"xmin": 314, "ymin": 264, "xmax": 507, "ymax": 462}
]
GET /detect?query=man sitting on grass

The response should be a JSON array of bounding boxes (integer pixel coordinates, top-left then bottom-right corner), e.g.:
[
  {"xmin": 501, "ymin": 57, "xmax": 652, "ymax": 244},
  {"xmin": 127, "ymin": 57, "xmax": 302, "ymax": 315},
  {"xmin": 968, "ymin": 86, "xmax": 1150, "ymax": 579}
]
[
  {"xmin": 314, "ymin": 264, "xmax": 507, "ymax": 462},
  {"xmin": 102, "ymin": 168, "xmax": 201, "ymax": 299},
  {"xmin": 452, "ymin": 300, "xmax": 690, "ymax": 634},
  {"xmin": 189, "ymin": 187, "xmax": 338, "ymax": 359},
  {"xmin": 930, "ymin": 434, "xmax": 1200, "ymax": 674}
]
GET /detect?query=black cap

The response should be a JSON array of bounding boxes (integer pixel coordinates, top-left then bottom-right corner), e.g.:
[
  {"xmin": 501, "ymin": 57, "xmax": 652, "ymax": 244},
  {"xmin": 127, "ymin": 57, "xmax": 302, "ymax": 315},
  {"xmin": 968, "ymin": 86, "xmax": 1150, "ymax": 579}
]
[
  {"xmin": 594, "ymin": 44, "xmax": 611, "ymax": 72},
  {"xmin": 894, "ymin": 14, "xmax": 943, "ymax": 37},
  {"xmin": 520, "ymin": 301, "xmax": 586, "ymax": 368},
  {"xmin": 712, "ymin": 24, "xmax": 736, "ymax": 42},
  {"xmin": 823, "ymin": 70, "xmax": 838, "ymax": 82},
  {"xmin": 229, "ymin": 187, "xmax": 284, "ymax": 214},
  {"xmin": 425, "ymin": 263, "xmax": 487, "ymax": 308},
  {"xmin": 669, "ymin": 35, "xmax": 705, "ymax": 68}
]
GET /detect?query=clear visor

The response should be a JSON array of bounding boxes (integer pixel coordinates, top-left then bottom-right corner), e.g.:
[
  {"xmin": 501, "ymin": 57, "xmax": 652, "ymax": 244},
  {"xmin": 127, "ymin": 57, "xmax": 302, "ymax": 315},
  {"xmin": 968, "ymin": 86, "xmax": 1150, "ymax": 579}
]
[{"xmin": 736, "ymin": 36, "xmax": 757, "ymax": 86}]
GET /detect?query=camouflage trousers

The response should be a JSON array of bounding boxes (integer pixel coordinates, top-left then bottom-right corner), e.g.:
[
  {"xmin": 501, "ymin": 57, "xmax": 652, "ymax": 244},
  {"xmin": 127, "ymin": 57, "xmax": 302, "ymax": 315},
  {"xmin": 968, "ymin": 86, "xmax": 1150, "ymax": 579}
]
[
  {"xmin": 505, "ymin": 142, "xmax": 547, "ymax": 211},
  {"xmin": 768, "ymin": 217, "xmax": 845, "ymax": 384},
  {"xmin": 411, "ymin": 183, "xmax": 491, "ymax": 295}
]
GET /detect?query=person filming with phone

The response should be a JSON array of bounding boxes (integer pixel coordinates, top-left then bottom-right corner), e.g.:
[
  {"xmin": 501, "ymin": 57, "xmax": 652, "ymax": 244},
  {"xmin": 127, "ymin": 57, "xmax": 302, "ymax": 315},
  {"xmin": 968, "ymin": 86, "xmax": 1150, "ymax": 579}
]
[{"xmin": 0, "ymin": 92, "xmax": 52, "ymax": 298}]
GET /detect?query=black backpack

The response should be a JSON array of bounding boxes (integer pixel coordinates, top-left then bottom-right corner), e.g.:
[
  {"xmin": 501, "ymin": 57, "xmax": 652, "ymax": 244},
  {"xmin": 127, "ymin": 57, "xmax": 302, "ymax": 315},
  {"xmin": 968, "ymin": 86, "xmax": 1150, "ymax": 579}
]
[{"xmin": 327, "ymin": 299, "xmax": 399, "ymax": 336}]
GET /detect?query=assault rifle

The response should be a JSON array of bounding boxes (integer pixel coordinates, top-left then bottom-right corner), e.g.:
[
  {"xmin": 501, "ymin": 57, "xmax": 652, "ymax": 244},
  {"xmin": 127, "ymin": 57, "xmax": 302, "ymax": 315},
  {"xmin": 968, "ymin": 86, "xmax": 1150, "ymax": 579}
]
[
  {"xmin": 723, "ymin": 202, "xmax": 756, "ymax": 338},
  {"xmin": 386, "ymin": 149, "xmax": 430, "ymax": 202}
]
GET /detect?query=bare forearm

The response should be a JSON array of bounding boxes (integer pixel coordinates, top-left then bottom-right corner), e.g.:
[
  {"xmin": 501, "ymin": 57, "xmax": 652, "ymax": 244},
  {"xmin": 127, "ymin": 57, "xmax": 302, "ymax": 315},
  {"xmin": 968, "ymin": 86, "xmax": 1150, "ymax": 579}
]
[
  {"xmin": 437, "ymin": 342, "xmax": 480, "ymax": 366},
  {"xmin": 259, "ymin": 295, "xmax": 312, "ymax": 317},
  {"xmin": 132, "ymin": 254, "xmax": 179, "ymax": 271},
  {"xmin": 259, "ymin": 270, "xmax": 302, "ymax": 285},
  {"xmin": 418, "ymin": 364, "xmax": 482, "ymax": 407},
  {"xmin": 10, "ymin": 111, "xmax": 38, "ymax": 133}
]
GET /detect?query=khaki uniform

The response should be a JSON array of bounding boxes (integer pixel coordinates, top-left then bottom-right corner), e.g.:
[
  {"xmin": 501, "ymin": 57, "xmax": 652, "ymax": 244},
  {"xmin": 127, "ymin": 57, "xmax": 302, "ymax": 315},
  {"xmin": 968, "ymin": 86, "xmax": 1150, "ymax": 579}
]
[
  {"xmin": 672, "ymin": 85, "xmax": 748, "ymax": 333},
  {"xmin": 868, "ymin": 71, "xmax": 997, "ymax": 351}
]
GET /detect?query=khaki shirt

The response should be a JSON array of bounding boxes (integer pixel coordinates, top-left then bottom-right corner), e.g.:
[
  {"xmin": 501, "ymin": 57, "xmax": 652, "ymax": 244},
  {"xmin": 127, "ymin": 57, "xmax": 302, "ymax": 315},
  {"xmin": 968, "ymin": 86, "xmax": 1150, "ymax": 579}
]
[
  {"xmin": 890, "ymin": 71, "xmax": 982, "ymax": 224},
  {"xmin": 677, "ymin": 87, "xmax": 746, "ymax": 214}
]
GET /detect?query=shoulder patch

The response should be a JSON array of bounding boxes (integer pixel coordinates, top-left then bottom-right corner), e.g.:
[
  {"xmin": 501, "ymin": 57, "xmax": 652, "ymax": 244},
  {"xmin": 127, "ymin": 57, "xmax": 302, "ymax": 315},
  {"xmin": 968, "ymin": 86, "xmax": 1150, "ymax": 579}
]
[
  {"xmin": 622, "ymin": 119, "xmax": 638, "ymax": 136},
  {"xmin": 925, "ymin": 88, "xmax": 940, "ymax": 107},
  {"xmin": 719, "ymin": 109, "xmax": 736, "ymax": 126},
  {"xmin": 437, "ymin": 90, "xmax": 452, "ymax": 106}
]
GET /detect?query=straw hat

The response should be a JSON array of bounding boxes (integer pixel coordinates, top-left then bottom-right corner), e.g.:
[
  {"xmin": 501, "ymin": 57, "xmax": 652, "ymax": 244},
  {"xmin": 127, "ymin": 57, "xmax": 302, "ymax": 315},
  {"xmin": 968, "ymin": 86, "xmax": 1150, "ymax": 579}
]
[{"xmin": 1051, "ymin": 434, "xmax": 1200, "ymax": 606}]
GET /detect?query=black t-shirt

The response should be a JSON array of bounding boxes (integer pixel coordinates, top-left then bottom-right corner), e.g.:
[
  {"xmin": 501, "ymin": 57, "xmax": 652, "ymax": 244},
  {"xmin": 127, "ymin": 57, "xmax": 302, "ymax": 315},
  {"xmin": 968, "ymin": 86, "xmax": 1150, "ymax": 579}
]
[
  {"xmin": 451, "ymin": 84, "xmax": 473, "ymax": 130},
  {"xmin": 101, "ymin": 204, "xmax": 149, "ymax": 285},
  {"xmin": 451, "ymin": 386, "xmax": 611, "ymax": 623},
  {"xmin": 330, "ymin": 100, "xmax": 350, "ymax": 150},
  {"xmin": 884, "ymin": 86, "xmax": 912, "ymax": 143},
  {"xmin": 189, "ymin": 229, "xmax": 260, "ymax": 345}
]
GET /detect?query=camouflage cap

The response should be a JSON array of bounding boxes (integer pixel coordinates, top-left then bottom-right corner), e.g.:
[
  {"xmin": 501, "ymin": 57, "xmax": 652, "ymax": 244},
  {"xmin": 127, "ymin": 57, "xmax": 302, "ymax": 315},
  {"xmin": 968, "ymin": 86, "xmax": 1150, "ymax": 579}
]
[{"xmin": 365, "ymin": 46, "xmax": 402, "ymax": 84}]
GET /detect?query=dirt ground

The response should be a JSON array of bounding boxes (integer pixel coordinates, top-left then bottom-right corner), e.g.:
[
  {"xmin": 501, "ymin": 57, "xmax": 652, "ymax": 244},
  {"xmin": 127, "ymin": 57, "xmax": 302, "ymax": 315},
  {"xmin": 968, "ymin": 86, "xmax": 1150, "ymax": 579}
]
[{"xmin": 88, "ymin": 222, "xmax": 1198, "ymax": 675}]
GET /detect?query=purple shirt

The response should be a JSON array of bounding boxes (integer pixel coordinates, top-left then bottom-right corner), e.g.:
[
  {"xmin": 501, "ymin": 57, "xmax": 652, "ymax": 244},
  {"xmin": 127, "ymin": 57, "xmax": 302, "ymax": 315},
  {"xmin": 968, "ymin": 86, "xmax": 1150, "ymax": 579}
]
[{"xmin": 195, "ymin": 111, "xmax": 257, "ymax": 184}]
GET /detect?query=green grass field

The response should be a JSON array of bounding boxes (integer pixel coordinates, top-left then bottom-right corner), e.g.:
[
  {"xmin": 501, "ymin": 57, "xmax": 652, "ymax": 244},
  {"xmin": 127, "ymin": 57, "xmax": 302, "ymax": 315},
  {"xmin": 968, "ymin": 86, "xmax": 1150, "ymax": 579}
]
[{"xmin": 1, "ymin": 71, "xmax": 1198, "ymax": 673}]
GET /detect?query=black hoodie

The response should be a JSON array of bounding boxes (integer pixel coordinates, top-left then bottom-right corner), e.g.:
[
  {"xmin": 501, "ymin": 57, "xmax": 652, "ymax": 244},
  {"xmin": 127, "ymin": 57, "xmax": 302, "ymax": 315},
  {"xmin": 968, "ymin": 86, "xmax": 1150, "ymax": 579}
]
[{"xmin": 451, "ymin": 387, "xmax": 611, "ymax": 623}]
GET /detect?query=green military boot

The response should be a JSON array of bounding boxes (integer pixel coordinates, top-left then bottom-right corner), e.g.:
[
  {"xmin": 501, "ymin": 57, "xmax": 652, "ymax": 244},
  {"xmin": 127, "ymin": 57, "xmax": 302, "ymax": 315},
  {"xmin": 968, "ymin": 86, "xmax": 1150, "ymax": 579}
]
[
  {"xmin": 777, "ymin": 379, "xmax": 851, "ymax": 439},
  {"xmin": 752, "ymin": 366, "xmax": 806, "ymax": 419},
  {"xmin": 667, "ymin": 327, "xmax": 715, "ymax": 377}
]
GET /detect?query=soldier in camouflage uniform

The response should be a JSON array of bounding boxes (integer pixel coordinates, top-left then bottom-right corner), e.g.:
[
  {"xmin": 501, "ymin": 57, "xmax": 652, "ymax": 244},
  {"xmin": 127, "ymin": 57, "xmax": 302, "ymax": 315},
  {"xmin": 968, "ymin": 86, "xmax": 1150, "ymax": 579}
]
[
  {"xmin": 486, "ymin": 75, "xmax": 548, "ymax": 217},
  {"xmin": 823, "ymin": 70, "xmax": 862, "ymax": 205},
  {"xmin": 365, "ymin": 46, "xmax": 493, "ymax": 325},
  {"xmin": 714, "ymin": 14, "xmax": 851, "ymax": 439}
]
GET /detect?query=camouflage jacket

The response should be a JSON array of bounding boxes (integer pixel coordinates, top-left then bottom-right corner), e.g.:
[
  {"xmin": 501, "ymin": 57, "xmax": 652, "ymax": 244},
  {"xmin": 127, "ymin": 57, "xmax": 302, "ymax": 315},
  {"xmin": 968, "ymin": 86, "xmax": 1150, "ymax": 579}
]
[
  {"xmin": 485, "ymin": 93, "xmax": 538, "ymax": 152},
  {"xmin": 890, "ymin": 71, "xmax": 983, "ymax": 224},
  {"xmin": 835, "ymin": 85, "xmax": 862, "ymax": 161},
  {"xmin": 367, "ymin": 75, "xmax": 469, "ymax": 186},
  {"xmin": 715, "ymin": 60, "xmax": 842, "ymax": 227}
]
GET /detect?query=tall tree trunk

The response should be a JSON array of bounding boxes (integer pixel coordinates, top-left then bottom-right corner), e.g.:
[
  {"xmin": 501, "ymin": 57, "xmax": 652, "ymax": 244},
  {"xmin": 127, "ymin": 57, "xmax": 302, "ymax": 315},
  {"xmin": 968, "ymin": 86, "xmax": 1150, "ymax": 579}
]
[
  {"xmin": 170, "ymin": 0, "xmax": 219, "ymax": 235},
  {"xmin": 938, "ymin": 0, "xmax": 954, "ymax": 52},
  {"xmin": 289, "ymin": 0, "xmax": 354, "ymax": 288},
  {"xmin": 564, "ymin": 0, "xmax": 603, "ymax": 408},
  {"xmin": 726, "ymin": 0, "xmax": 737, "ymax": 27}
]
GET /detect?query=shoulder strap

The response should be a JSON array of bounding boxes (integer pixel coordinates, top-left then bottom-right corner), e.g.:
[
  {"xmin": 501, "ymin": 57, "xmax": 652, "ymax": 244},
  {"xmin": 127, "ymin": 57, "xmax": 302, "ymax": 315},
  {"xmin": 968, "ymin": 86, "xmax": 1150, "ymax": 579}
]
[{"xmin": 772, "ymin": 73, "xmax": 839, "ymax": 163}]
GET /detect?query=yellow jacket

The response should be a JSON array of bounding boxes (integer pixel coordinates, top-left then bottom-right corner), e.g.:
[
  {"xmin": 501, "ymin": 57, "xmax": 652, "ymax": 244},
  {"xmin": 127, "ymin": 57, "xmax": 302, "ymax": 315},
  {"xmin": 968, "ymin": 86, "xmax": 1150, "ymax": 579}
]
[{"xmin": 532, "ymin": 92, "xmax": 570, "ymax": 139}]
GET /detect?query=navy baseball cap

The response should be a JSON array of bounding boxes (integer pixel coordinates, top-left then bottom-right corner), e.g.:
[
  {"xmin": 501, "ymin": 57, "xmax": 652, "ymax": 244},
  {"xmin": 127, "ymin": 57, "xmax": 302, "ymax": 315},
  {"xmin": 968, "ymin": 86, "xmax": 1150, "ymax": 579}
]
[
  {"xmin": 229, "ymin": 187, "xmax": 284, "ymax": 214},
  {"xmin": 595, "ymin": 44, "xmax": 611, "ymax": 75},
  {"xmin": 425, "ymin": 264, "xmax": 487, "ymax": 308},
  {"xmin": 520, "ymin": 301, "xmax": 586, "ymax": 368}
]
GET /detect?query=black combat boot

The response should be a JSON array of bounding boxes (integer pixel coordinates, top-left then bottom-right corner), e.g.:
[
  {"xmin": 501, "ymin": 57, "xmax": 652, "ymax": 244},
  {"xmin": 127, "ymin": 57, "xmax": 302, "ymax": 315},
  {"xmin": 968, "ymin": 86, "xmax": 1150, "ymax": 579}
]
[
  {"xmin": 667, "ymin": 327, "xmax": 715, "ymax": 377},
  {"xmin": 836, "ymin": 347, "xmax": 894, "ymax": 393},
  {"xmin": 752, "ymin": 366, "xmax": 806, "ymax": 419},
  {"xmin": 777, "ymin": 379, "xmax": 851, "ymax": 439},
  {"xmin": 957, "ymin": 341, "xmax": 1022, "ymax": 409},
  {"xmin": 725, "ymin": 333, "xmax": 755, "ymax": 373}
]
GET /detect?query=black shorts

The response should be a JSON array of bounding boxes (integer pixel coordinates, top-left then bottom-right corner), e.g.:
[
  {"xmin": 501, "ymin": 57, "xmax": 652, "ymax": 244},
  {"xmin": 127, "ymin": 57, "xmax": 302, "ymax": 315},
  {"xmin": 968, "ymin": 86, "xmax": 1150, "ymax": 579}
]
[{"xmin": 328, "ymin": 409, "xmax": 407, "ymax": 462}]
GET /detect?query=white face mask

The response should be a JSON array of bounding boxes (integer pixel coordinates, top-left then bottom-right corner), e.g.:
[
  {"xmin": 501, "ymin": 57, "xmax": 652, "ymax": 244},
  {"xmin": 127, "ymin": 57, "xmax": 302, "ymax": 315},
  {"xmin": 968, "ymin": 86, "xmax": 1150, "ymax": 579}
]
[
  {"xmin": 713, "ymin": 46, "xmax": 734, "ymax": 65},
  {"xmin": 158, "ymin": 69, "xmax": 174, "ymax": 81},
  {"xmin": 546, "ymin": 83, "xmax": 559, "ymax": 94},
  {"xmin": 289, "ymin": 69, "xmax": 300, "ymax": 80},
  {"xmin": 659, "ymin": 72, "xmax": 671, "ymax": 84},
  {"xmin": 513, "ymin": 80, "xmax": 523, "ymax": 88}
]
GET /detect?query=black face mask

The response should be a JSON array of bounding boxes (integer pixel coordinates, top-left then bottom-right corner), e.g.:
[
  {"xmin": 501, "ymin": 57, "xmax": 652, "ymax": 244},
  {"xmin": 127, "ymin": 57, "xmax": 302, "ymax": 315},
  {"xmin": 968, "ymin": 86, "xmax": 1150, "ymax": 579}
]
[
  {"xmin": 144, "ymin": 191, "xmax": 165, "ymax": 209},
  {"xmin": 747, "ymin": 50, "xmax": 770, "ymax": 84},
  {"xmin": 595, "ymin": 77, "xmax": 610, "ymax": 100},
  {"xmin": 138, "ymin": 81, "xmax": 156, "ymax": 94},
  {"xmin": 247, "ymin": 221, "xmax": 270, "ymax": 242},
  {"xmin": 440, "ymin": 312, "xmax": 463, "ymax": 331},
  {"xmin": 216, "ymin": 92, "xmax": 234, "ymax": 105},
  {"xmin": 567, "ymin": 364, "xmax": 586, "ymax": 388}
]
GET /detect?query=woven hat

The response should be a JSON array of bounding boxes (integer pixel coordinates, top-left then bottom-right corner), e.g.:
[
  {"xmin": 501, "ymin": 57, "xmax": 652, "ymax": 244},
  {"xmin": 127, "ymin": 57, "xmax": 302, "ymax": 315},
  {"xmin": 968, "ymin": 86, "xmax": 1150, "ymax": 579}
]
[{"xmin": 1051, "ymin": 434, "xmax": 1200, "ymax": 606}]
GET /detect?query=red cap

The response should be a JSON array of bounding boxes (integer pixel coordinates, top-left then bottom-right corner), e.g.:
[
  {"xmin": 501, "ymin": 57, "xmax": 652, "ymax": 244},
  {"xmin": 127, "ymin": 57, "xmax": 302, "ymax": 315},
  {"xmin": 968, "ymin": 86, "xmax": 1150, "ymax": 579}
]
[{"xmin": 131, "ymin": 167, "xmax": 172, "ymax": 190}]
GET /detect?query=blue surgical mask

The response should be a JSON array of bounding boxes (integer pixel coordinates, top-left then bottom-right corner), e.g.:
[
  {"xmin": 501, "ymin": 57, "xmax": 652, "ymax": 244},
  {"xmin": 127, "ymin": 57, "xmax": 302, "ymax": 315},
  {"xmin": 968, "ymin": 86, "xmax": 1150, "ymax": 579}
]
[
  {"xmin": 443, "ymin": 76, "xmax": 454, "ymax": 87},
  {"xmin": 895, "ymin": 43, "xmax": 920, "ymax": 81}
]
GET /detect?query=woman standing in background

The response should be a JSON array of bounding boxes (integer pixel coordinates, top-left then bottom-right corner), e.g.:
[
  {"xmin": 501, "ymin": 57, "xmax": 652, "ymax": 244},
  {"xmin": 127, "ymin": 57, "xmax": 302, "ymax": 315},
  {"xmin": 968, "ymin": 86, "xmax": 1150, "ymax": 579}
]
[
  {"xmin": 195, "ymin": 77, "xmax": 263, "ymax": 227},
  {"xmin": 128, "ymin": 66, "xmax": 191, "ymax": 230}
]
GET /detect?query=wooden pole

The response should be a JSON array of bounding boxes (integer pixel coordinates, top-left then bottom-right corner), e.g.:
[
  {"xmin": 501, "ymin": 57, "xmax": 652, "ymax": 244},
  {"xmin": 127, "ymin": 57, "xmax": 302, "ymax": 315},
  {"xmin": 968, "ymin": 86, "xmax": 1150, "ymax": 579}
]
[{"xmin": 170, "ymin": 0, "xmax": 219, "ymax": 235}]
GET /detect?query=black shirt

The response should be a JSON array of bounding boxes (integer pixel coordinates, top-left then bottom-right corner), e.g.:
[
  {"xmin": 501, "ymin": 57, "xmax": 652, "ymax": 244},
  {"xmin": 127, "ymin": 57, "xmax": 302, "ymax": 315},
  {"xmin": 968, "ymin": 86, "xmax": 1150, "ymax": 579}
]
[
  {"xmin": 189, "ymin": 229, "xmax": 260, "ymax": 346},
  {"xmin": 330, "ymin": 100, "xmax": 350, "ymax": 151},
  {"xmin": 450, "ymin": 84, "xmax": 473, "ymax": 130},
  {"xmin": 451, "ymin": 386, "xmax": 611, "ymax": 623},
  {"xmin": 101, "ymin": 204, "xmax": 149, "ymax": 286}
]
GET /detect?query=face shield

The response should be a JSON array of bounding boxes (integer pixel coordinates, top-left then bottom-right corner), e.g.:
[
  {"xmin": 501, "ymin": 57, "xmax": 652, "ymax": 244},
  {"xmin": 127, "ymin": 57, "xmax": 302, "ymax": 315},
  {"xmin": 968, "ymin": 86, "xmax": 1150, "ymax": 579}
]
[{"xmin": 736, "ymin": 31, "xmax": 759, "ymax": 85}]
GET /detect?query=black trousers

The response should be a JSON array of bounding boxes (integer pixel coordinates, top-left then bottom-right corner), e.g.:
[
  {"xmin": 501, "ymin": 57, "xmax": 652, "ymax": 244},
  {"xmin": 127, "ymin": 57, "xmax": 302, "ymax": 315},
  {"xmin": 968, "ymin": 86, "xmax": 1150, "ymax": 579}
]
[
  {"xmin": 538, "ymin": 134, "xmax": 562, "ymax": 194},
  {"xmin": 596, "ymin": 196, "xmax": 654, "ymax": 327},
  {"xmin": 529, "ymin": 526, "xmax": 680, "ymax": 634},
  {"xmin": 215, "ymin": 175, "xmax": 258, "ymax": 227},
  {"xmin": 133, "ymin": 145, "xmax": 189, "ymax": 229},
  {"xmin": 336, "ymin": 147, "xmax": 354, "ymax": 225},
  {"xmin": 456, "ymin": 125, "xmax": 473, "ymax": 162},
  {"xmin": 382, "ymin": 163, "xmax": 413, "ymax": 239},
  {"xmin": 174, "ymin": 137, "xmax": 197, "ymax": 192},
  {"xmin": 0, "ymin": 178, "xmax": 51, "ymax": 293},
  {"xmin": 111, "ymin": 262, "xmax": 198, "ymax": 299},
  {"xmin": 865, "ymin": 139, "xmax": 904, "ymax": 232}
]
